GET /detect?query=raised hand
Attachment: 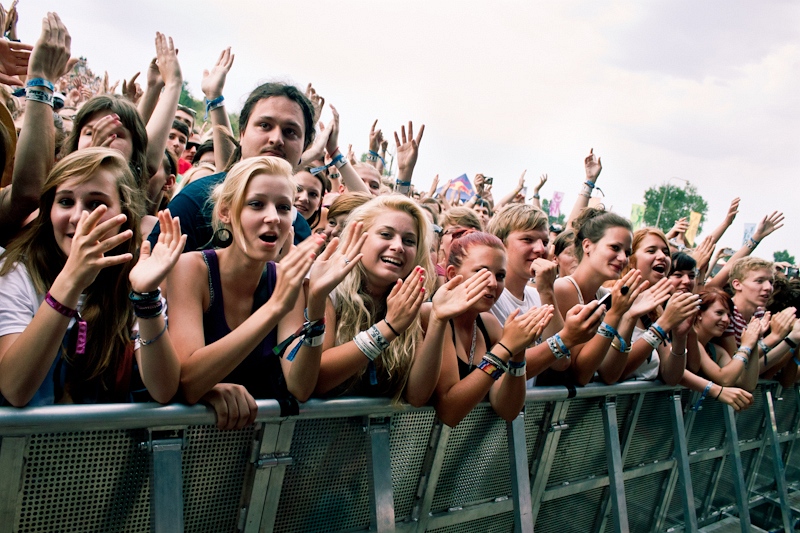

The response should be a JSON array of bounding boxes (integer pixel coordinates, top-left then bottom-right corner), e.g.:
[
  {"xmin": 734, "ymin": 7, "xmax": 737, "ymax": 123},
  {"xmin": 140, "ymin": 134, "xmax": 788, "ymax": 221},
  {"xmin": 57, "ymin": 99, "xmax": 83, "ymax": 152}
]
[
  {"xmin": 145, "ymin": 56, "xmax": 163, "ymax": 89},
  {"xmin": 584, "ymin": 148, "xmax": 602, "ymax": 181},
  {"xmin": 608, "ymin": 269, "xmax": 648, "ymax": 318},
  {"xmin": 753, "ymin": 211, "xmax": 785, "ymax": 241},
  {"xmin": 667, "ymin": 217, "xmax": 689, "ymax": 239},
  {"xmin": 724, "ymin": 198, "xmax": 740, "ymax": 226},
  {"xmin": 0, "ymin": 38, "xmax": 31, "ymax": 86},
  {"xmin": 659, "ymin": 290, "xmax": 702, "ymax": 330},
  {"xmin": 501, "ymin": 305, "xmax": 554, "ymax": 354},
  {"xmin": 60, "ymin": 206, "xmax": 134, "ymax": 293},
  {"xmin": 431, "ymin": 270, "xmax": 492, "ymax": 323},
  {"xmin": 690, "ymin": 236, "xmax": 715, "ymax": 272},
  {"xmin": 534, "ymin": 173, "xmax": 548, "ymax": 194},
  {"xmin": 326, "ymin": 105, "xmax": 340, "ymax": 157},
  {"xmin": 201, "ymin": 383, "xmax": 258, "ymax": 430},
  {"xmin": 202, "ymin": 47, "xmax": 234, "ymax": 100},
  {"xmin": 301, "ymin": 120, "xmax": 331, "ymax": 165},
  {"xmin": 769, "ymin": 308, "xmax": 797, "ymax": 339},
  {"xmin": 129, "ymin": 210, "xmax": 187, "ymax": 293},
  {"xmin": 27, "ymin": 12, "xmax": 74, "ymax": 86},
  {"xmin": 385, "ymin": 267, "xmax": 427, "ymax": 334},
  {"xmin": 271, "ymin": 233, "xmax": 326, "ymax": 315},
  {"xmin": 87, "ymin": 113, "xmax": 125, "ymax": 148},
  {"xmin": 627, "ymin": 277, "xmax": 673, "ymax": 318},
  {"xmin": 740, "ymin": 316, "xmax": 765, "ymax": 348},
  {"xmin": 368, "ymin": 120, "xmax": 383, "ymax": 153},
  {"xmin": 122, "ymin": 72, "xmax": 142, "ymax": 104},
  {"xmin": 426, "ymin": 174, "xmax": 439, "ymax": 199},
  {"xmin": 155, "ymin": 32, "xmax": 181, "ymax": 88},
  {"xmin": 305, "ymin": 83, "xmax": 325, "ymax": 120},
  {"xmin": 308, "ymin": 222, "xmax": 367, "ymax": 299},
  {"xmin": 516, "ymin": 170, "xmax": 526, "ymax": 193},
  {"xmin": 394, "ymin": 121, "xmax": 425, "ymax": 175}
]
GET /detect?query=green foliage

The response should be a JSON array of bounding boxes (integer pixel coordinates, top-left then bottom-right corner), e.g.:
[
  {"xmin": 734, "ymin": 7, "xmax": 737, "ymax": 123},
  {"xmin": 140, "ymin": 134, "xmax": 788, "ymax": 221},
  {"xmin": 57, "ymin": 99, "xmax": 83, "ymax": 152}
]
[
  {"xmin": 642, "ymin": 182, "xmax": 708, "ymax": 234},
  {"xmin": 774, "ymin": 250, "xmax": 796, "ymax": 265},
  {"xmin": 540, "ymin": 199, "xmax": 566, "ymax": 227},
  {"xmin": 179, "ymin": 81, "xmax": 239, "ymax": 137}
]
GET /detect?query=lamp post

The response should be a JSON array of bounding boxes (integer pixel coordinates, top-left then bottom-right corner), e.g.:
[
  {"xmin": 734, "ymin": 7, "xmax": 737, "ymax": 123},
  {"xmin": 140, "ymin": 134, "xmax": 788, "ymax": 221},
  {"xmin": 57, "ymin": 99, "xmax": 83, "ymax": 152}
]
[{"xmin": 655, "ymin": 177, "xmax": 689, "ymax": 229}]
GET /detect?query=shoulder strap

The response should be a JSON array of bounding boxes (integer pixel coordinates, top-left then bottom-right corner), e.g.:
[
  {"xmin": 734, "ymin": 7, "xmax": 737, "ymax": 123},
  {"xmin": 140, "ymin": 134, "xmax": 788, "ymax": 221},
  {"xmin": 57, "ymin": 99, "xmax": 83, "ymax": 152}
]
[
  {"xmin": 476, "ymin": 315, "xmax": 491, "ymax": 347},
  {"xmin": 201, "ymin": 249, "xmax": 221, "ymax": 308},
  {"xmin": 564, "ymin": 276, "xmax": 584, "ymax": 305}
]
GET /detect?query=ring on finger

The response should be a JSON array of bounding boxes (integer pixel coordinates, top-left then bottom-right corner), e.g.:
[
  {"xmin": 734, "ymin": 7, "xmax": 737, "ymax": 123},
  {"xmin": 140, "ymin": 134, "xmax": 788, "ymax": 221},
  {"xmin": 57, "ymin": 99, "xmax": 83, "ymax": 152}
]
[
  {"xmin": 620, "ymin": 285, "xmax": 630, "ymax": 296},
  {"xmin": 343, "ymin": 257, "xmax": 350, "ymax": 265}
]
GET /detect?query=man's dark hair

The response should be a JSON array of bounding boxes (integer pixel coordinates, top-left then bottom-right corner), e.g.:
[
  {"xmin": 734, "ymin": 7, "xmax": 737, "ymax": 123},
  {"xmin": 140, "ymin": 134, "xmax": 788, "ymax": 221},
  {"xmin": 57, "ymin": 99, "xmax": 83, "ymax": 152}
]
[
  {"xmin": 192, "ymin": 139, "xmax": 214, "ymax": 165},
  {"xmin": 226, "ymin": 83, "xmax": 315, "ymax": 170},
  {"xmin": 171, "ymin": 119, "xmax": 190, "ymax": 140}
]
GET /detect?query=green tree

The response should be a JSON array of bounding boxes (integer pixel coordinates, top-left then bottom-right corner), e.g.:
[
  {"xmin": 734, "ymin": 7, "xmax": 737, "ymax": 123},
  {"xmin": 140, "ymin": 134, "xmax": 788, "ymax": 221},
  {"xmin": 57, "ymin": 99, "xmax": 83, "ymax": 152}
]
[
  {"xmin": 540, "ymin": 198, "xmax": 566, "ymax": 228},
  {"xmin": 774, "ymin": 250, "xmax": 796, "ymax": 264},
  {"xmin": 642, "ymin": 182, "xmax": 708, "ymax": 234}
]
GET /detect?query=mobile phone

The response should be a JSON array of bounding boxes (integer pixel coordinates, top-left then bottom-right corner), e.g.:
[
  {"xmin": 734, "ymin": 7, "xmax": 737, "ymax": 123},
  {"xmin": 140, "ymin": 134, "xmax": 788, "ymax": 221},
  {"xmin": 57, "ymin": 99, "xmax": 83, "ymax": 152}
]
[
  {"xmin": 597, "ymin": 293, "xmax": 612, "ymax": 310},
  {"xmin": 484, "ymin": 177, "xmax": 493, "ymax": 185},
  {"xmin": 520, "ymin": 186, "xmax": 528, "ymax": 197}
]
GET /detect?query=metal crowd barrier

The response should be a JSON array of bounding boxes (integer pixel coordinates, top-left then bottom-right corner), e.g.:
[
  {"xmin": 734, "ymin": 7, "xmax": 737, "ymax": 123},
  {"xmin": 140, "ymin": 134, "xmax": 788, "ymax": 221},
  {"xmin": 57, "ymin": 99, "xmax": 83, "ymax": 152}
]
[{"xmin": 0, "ymin": 381, "xmax": 798, "ymax": 532}]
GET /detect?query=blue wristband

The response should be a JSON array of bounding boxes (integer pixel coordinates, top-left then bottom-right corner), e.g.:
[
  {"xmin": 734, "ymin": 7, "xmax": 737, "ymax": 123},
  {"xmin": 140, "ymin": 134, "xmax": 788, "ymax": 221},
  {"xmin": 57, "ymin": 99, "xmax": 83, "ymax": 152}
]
[
  {"xmin": 553, "ymin": 333, "xmax": 571, "ymax": 357},
  {"xmin": 26, "ymin": 77, "xmax": 54, "ymax": 92},
  {"xmin": 204, "ymin": 95, "xmax": 224, "ymax": 120},
  {"xmin": 691, "ymin": 381, "xmax": 713, "ymax": 411}
]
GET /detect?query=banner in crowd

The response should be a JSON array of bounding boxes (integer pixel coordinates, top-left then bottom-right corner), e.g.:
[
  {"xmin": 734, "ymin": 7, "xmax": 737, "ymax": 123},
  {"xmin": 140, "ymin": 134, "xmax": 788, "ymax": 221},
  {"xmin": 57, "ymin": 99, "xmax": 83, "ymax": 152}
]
[
  {"xmin": 685, "ymin": 211, "xmax": 702, "ymax": 247},
  {"xmin": 436, "ymin": 174, "xmax": 474, "ymax": 203},
  {"xmin": 549, "ymin": 192, "xmax": 564, "ymax": 218},
  {"xmin": 630, "ymin": 204, "xmax": 645, "ymax": 231},
  {"xmin": 743, "ymin": 223, "xmax": 756, "ymax": 245}
]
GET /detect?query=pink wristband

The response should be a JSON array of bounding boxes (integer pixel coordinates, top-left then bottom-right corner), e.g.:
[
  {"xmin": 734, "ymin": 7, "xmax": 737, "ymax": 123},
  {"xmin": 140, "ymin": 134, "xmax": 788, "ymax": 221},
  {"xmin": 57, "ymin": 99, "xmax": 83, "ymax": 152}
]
[{"xmin": 45, "ymin": 292, "xmax": 87, "ymax": 355}]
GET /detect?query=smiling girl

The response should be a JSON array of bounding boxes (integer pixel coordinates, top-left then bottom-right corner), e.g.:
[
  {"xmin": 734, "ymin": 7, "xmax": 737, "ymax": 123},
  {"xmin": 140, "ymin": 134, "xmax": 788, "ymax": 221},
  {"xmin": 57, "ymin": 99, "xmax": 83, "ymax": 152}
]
[
  {"xmin": 0, "ymin": 148, "xmax": 184, "ymax": 406},
  {"xmin": 294, "ymin": 168, "xmax": 330, "ymax": 232},
  {"xmin": 315, "ymin": 195, "xmax": 438, "ymax": 404},
  {"xmin": 167, "ymin": 156, "xmax": 362, "ymax": 429},
  {"xmin": 423, "ymin": 232, "xmax": 553, "ymax": 426}
]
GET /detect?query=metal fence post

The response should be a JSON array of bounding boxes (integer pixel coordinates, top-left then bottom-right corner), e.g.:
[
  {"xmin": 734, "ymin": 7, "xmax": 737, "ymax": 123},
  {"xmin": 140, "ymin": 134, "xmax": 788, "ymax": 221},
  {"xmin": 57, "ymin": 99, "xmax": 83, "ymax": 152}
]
[
  {"xmin": 763, "ymin": 386, "xmax": 793, "ymax": 532},
  {"xmin": 669, "ymin": 390, "xmax": 698, "ymax": 532},
  {"xmin": 366, "ymin": 416, "xmax": 395, "ymax": 532},
  {"xmin": 148, "ymin": 429, "xmax": 186, "ymax": 533},
  {"xmin": 601, "ymin": 397, "xmax": 630, "ymax": 533},
  {"xmin": 723, "ymin": 404, "xmax": 752, "ymax": 532},
  {"xmin": 412, "ymin": 418, "xmax": 452, "ymax": 532},
  {"xmin": 507, "ymin": 412, "xmax": 533, "ymax": 533}
]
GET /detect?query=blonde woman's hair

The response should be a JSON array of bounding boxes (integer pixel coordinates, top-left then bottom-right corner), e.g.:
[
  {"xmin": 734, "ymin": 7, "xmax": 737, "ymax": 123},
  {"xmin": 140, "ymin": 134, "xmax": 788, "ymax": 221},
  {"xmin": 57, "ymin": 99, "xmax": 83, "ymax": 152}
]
[
  {"xmin": 332, "ymin": 194, "xmax": 436, "ymax": 400},
  {"xmin": 211, "ymin": 156, "xmax": 295, "ymax": 250}
]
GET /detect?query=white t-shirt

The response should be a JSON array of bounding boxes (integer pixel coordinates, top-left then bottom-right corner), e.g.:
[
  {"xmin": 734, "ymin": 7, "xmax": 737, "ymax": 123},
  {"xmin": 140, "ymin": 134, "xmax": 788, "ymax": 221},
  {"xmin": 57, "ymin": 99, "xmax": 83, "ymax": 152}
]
[
  {"xmin": 626, "ymin": 325, "xmax": 660, "ymax": 381},
  {"xmin": 491, "ymin": 286, "xmax": 543, "ymax": 388}
]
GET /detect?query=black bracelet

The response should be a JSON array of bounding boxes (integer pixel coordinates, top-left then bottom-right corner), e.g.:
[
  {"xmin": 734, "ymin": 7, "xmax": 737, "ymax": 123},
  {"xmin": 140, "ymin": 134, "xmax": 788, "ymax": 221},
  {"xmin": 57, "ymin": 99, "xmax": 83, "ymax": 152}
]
[
  {"xmin": 497, "ymin": 341, "xmax": 514, "ymax": 358},
  {"xmin": 384, "ymin": 318, "xmax": 400, "ymax": 337},
  {"xmin": 129, "ymin": 289, "xmax": 161, "ymax": 303},
  {"xmin": 714, "ymin": 386, "xmax": 724, "ymax": 400},
  {"xmin": 784, "ymin": 337, "xmax": 798, "ymax": 350}
]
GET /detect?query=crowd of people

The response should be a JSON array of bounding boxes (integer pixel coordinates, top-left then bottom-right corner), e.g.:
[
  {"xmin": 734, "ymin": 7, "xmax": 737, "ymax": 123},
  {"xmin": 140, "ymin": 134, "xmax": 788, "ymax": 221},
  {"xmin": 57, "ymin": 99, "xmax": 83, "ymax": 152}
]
[{"xmin": 0, "ymin": 11, "xmax": 798, "ymax": 431}]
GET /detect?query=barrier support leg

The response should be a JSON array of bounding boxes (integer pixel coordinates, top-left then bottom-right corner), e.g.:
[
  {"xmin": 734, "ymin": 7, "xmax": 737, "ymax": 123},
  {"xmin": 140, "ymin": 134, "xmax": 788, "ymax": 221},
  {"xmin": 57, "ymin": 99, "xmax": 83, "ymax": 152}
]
[
  {"xmin": 366, "ymin": 416, "xmax": 395, "ymax": 532},
  {"xmin": 763, "ymin": 386, "xmax": 793, "ymax": 532},
  {"xmin": 507, "ymin": 411, "xmax": 533, "ymax": 533},
  {"xmin": 0, "ymin": 437, "xmax": 25, "ymax": 533},
  {"xmin": 723, "ymin": 405, "xmax": 752, "ymax": 533},
  {"xmin": 529, "ymin": 400, "xmax": 570, "ymax": 528},
  {"xmin": 670, "ymin": 390, "xmax": 698, "ymax": 532},
  {"xmin": 601, "ymin": 397, "xmax": 630, "ymax": 533},
  {"xmin": 412, "ymin": 419, "xmax": 451, "ymax": 532},
  {"xmin": 148, "ymin": 429, "xmax": 185, "ymax": 533}
]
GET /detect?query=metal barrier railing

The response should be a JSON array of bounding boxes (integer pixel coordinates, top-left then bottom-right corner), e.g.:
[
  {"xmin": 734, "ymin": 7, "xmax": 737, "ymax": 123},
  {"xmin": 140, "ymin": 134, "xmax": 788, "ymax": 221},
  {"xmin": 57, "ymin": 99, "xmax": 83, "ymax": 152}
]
[{"xmin": 0, "ymin": 381, "xmax": 797, "ymax": 532}]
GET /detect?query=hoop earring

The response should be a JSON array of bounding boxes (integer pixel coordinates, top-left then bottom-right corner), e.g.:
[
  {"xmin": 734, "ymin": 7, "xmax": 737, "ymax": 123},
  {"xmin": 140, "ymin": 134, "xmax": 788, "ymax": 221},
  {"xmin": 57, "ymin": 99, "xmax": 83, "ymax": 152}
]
[{"xmin": 211, "ymin": 228, "xmax": 232, "ymax": 248}]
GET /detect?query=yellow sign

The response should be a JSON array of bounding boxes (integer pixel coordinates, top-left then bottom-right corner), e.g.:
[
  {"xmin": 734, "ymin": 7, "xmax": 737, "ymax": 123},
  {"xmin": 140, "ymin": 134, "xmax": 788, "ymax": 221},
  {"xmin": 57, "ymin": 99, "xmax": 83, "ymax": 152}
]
[{"xmin": 685, "ymin": 211, "xmax": 702, "ymax": 247}]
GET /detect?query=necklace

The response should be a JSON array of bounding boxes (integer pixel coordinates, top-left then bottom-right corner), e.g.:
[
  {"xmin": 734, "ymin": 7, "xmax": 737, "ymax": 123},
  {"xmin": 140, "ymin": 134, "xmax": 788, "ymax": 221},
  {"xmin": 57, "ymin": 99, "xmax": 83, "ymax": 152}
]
[{"xmin": 468, "ymin": 321, "xmax": 478, "ymax": 368}]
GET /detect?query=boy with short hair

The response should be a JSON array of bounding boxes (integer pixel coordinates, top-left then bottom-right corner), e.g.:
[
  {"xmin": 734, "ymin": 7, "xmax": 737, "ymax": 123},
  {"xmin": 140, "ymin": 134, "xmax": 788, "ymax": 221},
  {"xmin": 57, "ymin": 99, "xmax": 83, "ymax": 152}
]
[{"xmin": 487, "ymin": 204, "xmax": 603, "ymax": 383}]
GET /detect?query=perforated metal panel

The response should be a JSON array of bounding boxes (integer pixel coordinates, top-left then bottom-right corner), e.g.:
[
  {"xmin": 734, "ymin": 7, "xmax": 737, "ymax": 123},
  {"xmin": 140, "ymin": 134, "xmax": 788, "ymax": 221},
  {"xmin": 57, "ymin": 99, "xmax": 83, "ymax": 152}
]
[
  {"xmin": 182, "ymin": 424, "xmax": 256, "ymax": 533},
  {"xmin": 547, "ymin": 398, "xmax": 608, "ymax": 484},
  {"xmin": 772, "ymin": 389, "xmax": 797, "ymax": 434},
  {"xmin": 16, "ymin": 429, "xmax": 150, "ymax": 533},
  {"xmin": 535, "ymin": 486, "xmax": 605, "ymax": 532},
  {"xmin": 273, "ymin": 417, "xmax": 371, "ymax": 533},
  {"xmin": 625, "ymin": 470, "xmax": 669, "ymax": 531},
  {"xmin": 430, "ymin": 405, "xmax": 512, "ymax": 512},
  {"xmin": 736, "ymin": 389, "xmax": 765, "ymax": 442},
  {"xmin": 390, "ymin": 410, "xmax": 435, "ymax": 520},
  {"xmin": 427, "ymin": 509, "xmax": 515, "ymax": 532},
  {"xmin": 522, "ymin": 402, "xmax": 547, "ymax": 464},
  {"xmin": 687, "ymin": 400, "xmax": 727, "ymax": 452},
  {"xmin": 625, "ymin": 392, "xmax": 674, "ymax": 468}
]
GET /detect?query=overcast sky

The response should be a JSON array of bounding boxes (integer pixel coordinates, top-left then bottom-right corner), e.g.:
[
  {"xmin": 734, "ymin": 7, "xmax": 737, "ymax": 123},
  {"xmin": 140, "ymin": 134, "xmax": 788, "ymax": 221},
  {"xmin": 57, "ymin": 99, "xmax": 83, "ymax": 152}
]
[{"xmin": 18, "ymin": 0, "xmax": 800, "ymax": 259}]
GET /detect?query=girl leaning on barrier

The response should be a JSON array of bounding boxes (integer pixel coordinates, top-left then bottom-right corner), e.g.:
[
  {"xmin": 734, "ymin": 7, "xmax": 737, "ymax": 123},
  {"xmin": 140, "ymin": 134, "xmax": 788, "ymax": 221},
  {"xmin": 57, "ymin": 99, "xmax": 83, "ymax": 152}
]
[
  {"xmin": 545, "ymin": 206, "xmax": 645, "ymax": 386},
  {"xmin": 422, "ymin": 231, "xmax": 553, "ymax": 427},
  {"xmin": 166, "ymin": 156, "xmax": 363, "ymax": 430},
  {"xmin": 597, "ymin": 228, "xmax": 701, "ymax": 385},
  {"xmin": 314, "ymin": 194, "xmax": 440, "ymax": 405},
  {"xmin": 0, "ymin": 148, "xmax": 185, "ymax": 407}
]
